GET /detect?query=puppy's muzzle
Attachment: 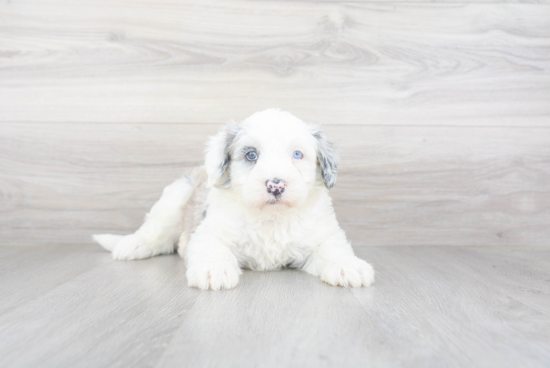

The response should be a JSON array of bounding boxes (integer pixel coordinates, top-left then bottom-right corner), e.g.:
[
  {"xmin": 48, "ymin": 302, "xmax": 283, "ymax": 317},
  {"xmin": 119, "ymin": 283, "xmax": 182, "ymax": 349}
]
[{"xmin": 266, "ymin": 178, "xmax": 285, "ymax": 197}]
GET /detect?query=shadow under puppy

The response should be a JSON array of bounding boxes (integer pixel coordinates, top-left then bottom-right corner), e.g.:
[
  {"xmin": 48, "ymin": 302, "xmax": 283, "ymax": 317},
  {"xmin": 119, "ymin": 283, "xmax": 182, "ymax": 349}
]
[{"xmin": 94, "ymin": 109, "xmax": 375, "ymax": 290}]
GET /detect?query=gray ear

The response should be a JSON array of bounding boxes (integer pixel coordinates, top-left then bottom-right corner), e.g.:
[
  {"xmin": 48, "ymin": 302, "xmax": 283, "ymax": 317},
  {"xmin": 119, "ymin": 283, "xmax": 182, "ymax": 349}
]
[
  {"xmin": 205, "ymin": 123, "xmax": 240, "ymax": 188},
  {"xmin": 312, "ymin": 129, "xmax": 339, "ymax": 189}
]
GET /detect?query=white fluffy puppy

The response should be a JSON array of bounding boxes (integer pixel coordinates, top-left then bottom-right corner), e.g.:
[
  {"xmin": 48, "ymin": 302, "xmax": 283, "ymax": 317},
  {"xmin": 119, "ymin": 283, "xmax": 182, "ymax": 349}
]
[{"xmin": 94, "ymin": 109, "xmax": 375, "ymax": 290}]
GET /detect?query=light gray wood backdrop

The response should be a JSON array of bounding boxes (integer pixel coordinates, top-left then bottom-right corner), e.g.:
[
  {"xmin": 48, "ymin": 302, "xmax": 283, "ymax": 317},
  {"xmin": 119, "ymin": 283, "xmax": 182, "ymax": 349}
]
[{"xmin": 1, "ymin": 0, "xmax": 549, "ymax": 246}]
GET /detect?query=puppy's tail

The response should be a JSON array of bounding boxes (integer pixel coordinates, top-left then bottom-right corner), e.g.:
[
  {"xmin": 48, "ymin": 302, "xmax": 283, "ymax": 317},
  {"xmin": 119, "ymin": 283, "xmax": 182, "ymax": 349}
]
[
  {"xmin": 92, "ymin": 234, "xmax": 126, "ymax": 252},
  {"xmin": 92, "ymin": 166, "xmax": 208, "ymax": 255}
]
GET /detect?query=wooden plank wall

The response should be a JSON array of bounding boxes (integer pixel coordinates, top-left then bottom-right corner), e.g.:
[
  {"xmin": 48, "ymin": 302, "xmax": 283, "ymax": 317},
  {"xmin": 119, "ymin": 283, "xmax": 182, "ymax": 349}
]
[{"xmin": 1, "ymin": 0, "xmax": 549, "ymax": 246}]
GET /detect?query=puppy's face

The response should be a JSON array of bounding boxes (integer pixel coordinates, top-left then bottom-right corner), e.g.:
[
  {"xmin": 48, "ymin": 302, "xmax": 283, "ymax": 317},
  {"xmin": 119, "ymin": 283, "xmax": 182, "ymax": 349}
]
[{"xmin": 205, "ymin": 109, "xmax": 338, "ymax": 210}]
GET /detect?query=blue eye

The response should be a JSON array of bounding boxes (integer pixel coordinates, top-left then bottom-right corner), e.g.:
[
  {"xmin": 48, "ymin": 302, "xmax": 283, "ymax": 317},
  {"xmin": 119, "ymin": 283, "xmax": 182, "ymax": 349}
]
[
  {"xmin": 293, "ymin": 150, "xmax": 303, "ymax": 159},
  {"xmin": 245, "ymin": 151, "xmax": 258, "ymax": 161}
]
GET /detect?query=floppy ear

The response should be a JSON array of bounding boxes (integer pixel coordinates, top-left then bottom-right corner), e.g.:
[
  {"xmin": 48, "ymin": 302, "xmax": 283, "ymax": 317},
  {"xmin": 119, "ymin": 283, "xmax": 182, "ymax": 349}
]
[
  {"xmin": 311, "ymin": 128, "xmax": 339, "ymax": 189},
  {"xmin": 204, "ymin": 122, "xmax": 239, "ymax": 188}
]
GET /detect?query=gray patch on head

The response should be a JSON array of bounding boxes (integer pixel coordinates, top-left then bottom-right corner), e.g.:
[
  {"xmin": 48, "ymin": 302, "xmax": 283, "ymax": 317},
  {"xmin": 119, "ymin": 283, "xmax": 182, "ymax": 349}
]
[
  {"xmin": 312, "ymin": 130, "xmax": 338, "ymax": 189},
  {"xmin": 216, "ymin": 157, "xmax": 231, "ymax": 188},
  {"xmin": 215, "ymin": 125, "xmax": 241, "ymax": 189}
]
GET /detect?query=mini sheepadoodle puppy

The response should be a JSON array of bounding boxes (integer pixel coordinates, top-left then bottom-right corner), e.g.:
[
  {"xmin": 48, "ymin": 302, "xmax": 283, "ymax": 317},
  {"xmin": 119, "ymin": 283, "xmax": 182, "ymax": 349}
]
[{"xmin": 94, "ymin": 109, "xmax": 375, "ymax": 290}]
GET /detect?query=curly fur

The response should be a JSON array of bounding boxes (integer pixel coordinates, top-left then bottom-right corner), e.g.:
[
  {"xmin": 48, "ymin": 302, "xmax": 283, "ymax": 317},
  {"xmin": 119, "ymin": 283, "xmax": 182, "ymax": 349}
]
[{"xmin": 93, "ymin": 109, "xmax": 375, "ymax": 290}]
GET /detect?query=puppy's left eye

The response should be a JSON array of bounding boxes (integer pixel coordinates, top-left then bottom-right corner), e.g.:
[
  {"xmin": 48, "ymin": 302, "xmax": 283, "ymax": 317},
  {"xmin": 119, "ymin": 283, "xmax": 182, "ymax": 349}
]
[
  {"xmin": 245, "ymin": 151, "xmax": 258, "ymax": 161},
  {"xmin": 293, "ymin": 150, "xmax": 303, "ymax": 159}
]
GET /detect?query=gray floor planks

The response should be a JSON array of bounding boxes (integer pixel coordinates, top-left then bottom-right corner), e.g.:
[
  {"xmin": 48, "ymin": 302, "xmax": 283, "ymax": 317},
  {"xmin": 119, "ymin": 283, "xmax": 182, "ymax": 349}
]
[
  {"xmin": 0, "ymin": 245, "xmax": 200, "ymax": 368},
  {"xmin": 393, "ymin": 246, "xmax": 550, "ymax": 315},
  {"xmin": 354, "ymin": 247, "xmax": 550, "ymax": 367},
  {"xmin": 0, "ymin": 244, "xmax": 111, "ymax": 315},
  {"xmin": 0, "ymin": 244, "xmax": 549, "ymax": 368},
  {"xmin": 478, "ymin": 246, "xmax": 550, "ymax": 265},
  {"xmin": 156, "ymin": 270, "xmax": 386, "ymax": 368}
]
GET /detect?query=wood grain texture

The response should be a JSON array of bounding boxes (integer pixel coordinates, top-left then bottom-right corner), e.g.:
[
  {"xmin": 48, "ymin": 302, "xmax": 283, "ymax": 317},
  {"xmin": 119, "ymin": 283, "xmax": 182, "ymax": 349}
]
[
  {"xmin": 395, "ymin": 246, "xmax": 550, "ymax": 315},
  {"xmin": 0, "ymin": 244, "xmax": 110, "ymax": 315},
  {"xmin": 157, "ymin": 270, "xmax": 387, "ymax": 368},
  {"xmin": 0, "ymin": 1, "xmax": 549, "ymax": 126},
  {"xmin": 1, "ymin": 122, "xmax": 549, "ymax": 246},
  {"xmin": 0, "ymin": 244, "xmax": 201, "ymax": 368},
  {"xmin": 351, "ymin": 246, "xmax": 550, "ymax": 368},
  {"xmin": 0, "ymin": 244, "xmax": 549, "ymax": 367}
]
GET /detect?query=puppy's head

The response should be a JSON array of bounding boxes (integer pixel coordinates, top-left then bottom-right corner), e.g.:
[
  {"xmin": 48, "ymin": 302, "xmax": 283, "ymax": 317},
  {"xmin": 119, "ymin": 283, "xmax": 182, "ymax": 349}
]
[{"xmin": 205, "ymin": 109, "xmax": 338, "ymax": 209}]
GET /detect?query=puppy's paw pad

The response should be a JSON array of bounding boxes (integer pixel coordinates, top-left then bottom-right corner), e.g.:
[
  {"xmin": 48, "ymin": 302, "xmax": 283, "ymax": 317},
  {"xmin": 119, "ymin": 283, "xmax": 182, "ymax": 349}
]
[
  {"xmin": 186, "ymin": 262, "xmax": 241, "ymax": 291},
  {"xmin": 112, "ymin": 235, "xmax": 153, "ymax": 261},
  {"xmin": 321, "ymin": 257, "xmax": 375, "ymax": 288}
]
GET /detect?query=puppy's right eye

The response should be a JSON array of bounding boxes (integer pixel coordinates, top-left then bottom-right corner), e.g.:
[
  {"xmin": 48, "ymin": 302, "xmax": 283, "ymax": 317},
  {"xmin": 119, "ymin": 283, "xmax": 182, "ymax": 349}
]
[{"xmin": 245, "ymin": 151, "xmax": 258, "ymax": 161}]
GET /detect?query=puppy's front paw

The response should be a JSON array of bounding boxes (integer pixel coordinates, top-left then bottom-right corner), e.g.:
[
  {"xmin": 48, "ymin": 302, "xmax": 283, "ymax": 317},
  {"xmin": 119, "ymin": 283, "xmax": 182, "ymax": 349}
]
[
  {"xmin": 186, "ymin": 262, "xmax": 241, "ymax": 291},
  {"xmin": 321, "ymin": 257, "xmax": 375, "ymax": 288},
  {"xmin": 112, "ymin": 234, "xmax": 154, "ymax": 261}
]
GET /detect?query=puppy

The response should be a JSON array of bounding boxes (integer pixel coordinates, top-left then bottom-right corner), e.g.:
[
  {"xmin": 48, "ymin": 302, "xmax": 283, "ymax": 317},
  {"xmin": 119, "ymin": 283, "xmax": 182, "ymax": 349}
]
[{"xmin": 94, "ymin": 109, "xmax": 375, "ymax": 290}]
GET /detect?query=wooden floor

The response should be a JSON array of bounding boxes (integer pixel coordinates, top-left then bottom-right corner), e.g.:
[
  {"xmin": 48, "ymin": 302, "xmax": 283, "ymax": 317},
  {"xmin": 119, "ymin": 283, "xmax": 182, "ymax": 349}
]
[{"xmin": 0, "ymin": 244, "xmax": 549, "ymax": 368}]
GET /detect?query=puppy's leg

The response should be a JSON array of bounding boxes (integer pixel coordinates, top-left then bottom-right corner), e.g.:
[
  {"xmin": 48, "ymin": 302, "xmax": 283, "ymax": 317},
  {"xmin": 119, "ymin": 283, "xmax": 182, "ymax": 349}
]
[
  {"xmin": 302, "ymin": 231, "xmax": 375, "ymax": 287},
  {"xmin": 184, "ymin": 232, "xmax": 241, "ymax": 291},
  {"xmin": 94, "ymin": 177, "xmax": 194, "ymax": 261}
]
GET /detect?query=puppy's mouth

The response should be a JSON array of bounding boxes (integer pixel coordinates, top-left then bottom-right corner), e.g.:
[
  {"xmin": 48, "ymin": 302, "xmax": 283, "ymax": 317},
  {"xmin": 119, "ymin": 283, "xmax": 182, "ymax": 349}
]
[{"xmin": 266, "ymin": 193, "xmax": 284, "ymax": 205}]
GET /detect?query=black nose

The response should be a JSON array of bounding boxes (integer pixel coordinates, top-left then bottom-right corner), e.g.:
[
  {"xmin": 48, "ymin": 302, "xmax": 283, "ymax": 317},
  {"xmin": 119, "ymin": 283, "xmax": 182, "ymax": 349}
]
[{"xmin": 266, "ymin": 178, "xmax": 286, "ymax": 196}]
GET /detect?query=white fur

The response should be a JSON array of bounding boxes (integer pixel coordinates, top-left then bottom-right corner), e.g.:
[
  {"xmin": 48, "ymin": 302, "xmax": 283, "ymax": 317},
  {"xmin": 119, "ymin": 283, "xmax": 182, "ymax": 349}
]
[{"xmin": 94, "ymin": 109, "xmax": 375, "ymax": 290}]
